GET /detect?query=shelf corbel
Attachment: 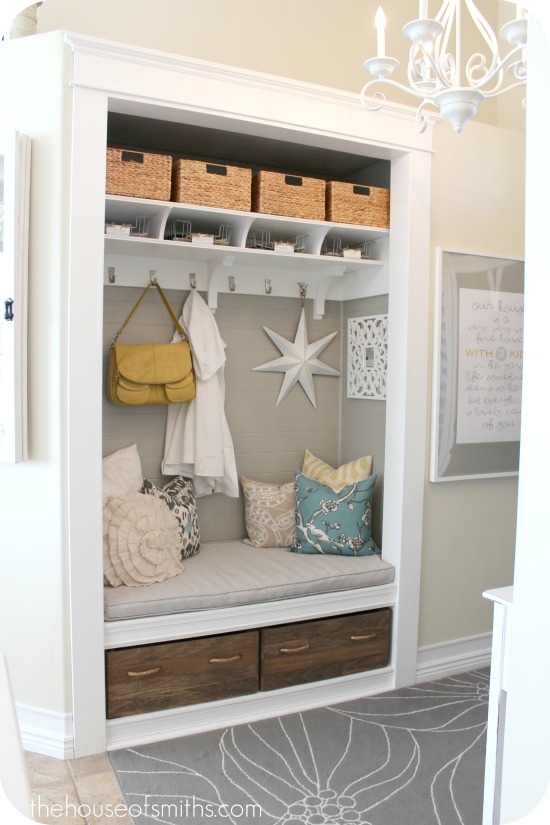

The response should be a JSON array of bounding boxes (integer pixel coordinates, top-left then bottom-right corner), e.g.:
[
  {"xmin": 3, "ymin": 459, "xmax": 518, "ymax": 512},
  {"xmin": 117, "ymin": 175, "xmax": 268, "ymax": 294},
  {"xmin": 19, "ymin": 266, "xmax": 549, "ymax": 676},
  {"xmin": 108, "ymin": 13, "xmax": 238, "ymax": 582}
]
[
  {"xmin": 207, "ymin": 254, "xmax": 237, "ymax": 312},
  {"xmin": 313, "ymin": 265, "xmax": 346, "ymax": 320}
]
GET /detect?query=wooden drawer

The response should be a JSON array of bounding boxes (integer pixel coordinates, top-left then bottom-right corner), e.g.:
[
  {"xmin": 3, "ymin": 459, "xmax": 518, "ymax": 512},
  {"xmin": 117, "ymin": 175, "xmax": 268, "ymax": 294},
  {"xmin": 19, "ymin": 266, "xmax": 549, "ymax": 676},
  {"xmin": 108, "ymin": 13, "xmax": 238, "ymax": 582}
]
[
  {"xmin": 260, "ymin": 609, "xmax": 391, "ymax": 691},
  {"xmin": 106, "ymin": 630, "xmax": 259, "ymax": 718}
]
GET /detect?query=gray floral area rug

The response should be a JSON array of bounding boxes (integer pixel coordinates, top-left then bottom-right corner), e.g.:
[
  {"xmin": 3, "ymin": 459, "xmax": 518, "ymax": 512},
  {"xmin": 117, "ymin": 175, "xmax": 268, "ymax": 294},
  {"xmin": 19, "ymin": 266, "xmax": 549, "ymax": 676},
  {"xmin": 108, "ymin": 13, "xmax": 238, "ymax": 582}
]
[{"xmin": 108, "ymin": 670, "xmax": 488, "ymax": 825}]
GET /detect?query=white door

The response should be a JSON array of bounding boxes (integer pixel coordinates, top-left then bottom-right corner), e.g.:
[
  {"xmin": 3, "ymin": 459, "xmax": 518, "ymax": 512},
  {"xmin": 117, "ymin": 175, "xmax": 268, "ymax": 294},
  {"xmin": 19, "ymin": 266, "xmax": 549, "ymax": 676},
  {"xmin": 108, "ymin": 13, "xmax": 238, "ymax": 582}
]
[{"xmin": 0, "ymin": 130, "xmax": 30, "ymax": 463}]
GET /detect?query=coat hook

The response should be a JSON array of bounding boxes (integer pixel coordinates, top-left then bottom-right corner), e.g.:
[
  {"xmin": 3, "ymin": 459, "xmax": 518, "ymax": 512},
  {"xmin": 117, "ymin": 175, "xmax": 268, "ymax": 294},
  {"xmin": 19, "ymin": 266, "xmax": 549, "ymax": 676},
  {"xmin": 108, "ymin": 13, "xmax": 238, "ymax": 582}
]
[
  {"xmin": 265, "ymin": 278, "xmax": 272, "ymax": 295},
  {"xmin": 228, "ymin": 275, "xmax": 236, "ymax": 292},
  {"xmin": 150, "ymin": 270, "xmax": 158, "ymax": 285},
  {"xmin": 108, "ymin": 266, "xmax": 115, "ymax": 284},
  {"xmin": 189, "ymin": 273, "xmax": 197, "ymax": 289},
  {"xmin": 298, "ymin": 281, "xmax": 308, "ymax": 307}
]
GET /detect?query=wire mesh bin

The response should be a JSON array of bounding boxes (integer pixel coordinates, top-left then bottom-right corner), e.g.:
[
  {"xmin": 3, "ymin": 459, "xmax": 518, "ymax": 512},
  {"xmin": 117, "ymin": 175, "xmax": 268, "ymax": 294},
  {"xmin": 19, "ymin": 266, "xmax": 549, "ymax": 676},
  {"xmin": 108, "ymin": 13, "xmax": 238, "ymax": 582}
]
[
  {"xmin": 165, "ymin": 221, "xmax": 234, "ymax": 245},
  {"xmin": 106, "ymin": 148, "xmax": 172, "ymax": 201},
  {"xmin": 326, "ymin": 181, "xmax": 390, "ymax": 228},
  {"xmin": 171, "ymin": 159, "xmax": 252, "ymax": 211},
  {"xmin": 322, "ymin": 237, "xmax": 378, "ymax": 259},
  {"xmin": 251, "ymin": 171, "xmax": 325, "ymax": 220},
  {"xmin": 246, "ymin": 231, "xmax": 307, "ymax": 253}
]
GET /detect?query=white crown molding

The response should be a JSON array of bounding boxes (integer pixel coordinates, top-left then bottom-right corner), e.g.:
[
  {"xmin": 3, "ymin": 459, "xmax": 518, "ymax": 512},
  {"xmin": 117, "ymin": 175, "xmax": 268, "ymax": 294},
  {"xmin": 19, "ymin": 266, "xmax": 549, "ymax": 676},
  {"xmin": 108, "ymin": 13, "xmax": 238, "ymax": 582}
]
[
  {"xmin": 63, "ymin": 32, "xmax": 400, "ymax": 112},
  {"xmin": 63, "ymin": 31, "xmax": 438, "ymax": 150}
]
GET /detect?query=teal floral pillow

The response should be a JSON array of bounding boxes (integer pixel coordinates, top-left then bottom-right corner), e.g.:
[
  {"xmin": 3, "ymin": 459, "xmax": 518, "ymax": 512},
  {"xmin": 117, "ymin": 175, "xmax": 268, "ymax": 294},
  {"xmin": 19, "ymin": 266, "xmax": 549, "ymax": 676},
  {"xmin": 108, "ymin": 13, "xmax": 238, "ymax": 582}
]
[{"xmin": 290, "ymin": 471, "xmax": 380, "ymax": 556}]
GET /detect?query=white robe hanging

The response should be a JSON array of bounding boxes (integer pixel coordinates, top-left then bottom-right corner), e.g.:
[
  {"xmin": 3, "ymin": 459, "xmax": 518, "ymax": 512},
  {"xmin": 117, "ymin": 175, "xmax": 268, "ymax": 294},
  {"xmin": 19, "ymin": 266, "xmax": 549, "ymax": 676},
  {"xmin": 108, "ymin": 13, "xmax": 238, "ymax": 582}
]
[{"xmin": 161, "ymin": 289, "xmax": 239, "ymax": 497}]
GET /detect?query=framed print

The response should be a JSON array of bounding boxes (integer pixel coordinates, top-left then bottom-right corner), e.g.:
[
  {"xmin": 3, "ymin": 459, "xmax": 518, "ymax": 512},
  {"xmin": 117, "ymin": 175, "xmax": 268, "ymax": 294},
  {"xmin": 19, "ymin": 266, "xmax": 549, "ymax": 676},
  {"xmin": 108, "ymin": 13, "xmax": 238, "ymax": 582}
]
[
  {"xmin": 430, "ymin": 248, "xmax": 524, "ymax": 482},
  {"xmin": 0, "ymin": 130, "xmax": 31, "ymax": 463}
]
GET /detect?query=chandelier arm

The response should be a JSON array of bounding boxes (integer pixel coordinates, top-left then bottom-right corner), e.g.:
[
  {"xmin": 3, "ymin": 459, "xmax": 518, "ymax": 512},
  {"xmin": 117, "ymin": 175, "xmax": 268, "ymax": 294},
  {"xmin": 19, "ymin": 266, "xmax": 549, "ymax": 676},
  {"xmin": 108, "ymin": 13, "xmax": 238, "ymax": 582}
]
[
  {"xmin": 435, "ymin": 0, "xmax": 456, "ymax": 77},
  {"xmin": 474, "ymin": 79, "xmax": 528, "ymax": 100},
  {"xmin": 467, "ymin": 43, "xmax": 526, "ymax": 91},
  {"xmin": 464, "ymin": 0, "xmax": 500, "ymax": 75},
  {"xmin": 415, "ymin": 98, "xmax": 438, "ymax": 133},
  {"xmin": 466, "ymin": 52, "xmax": 503, "ymax": 92},
  {"xmin": 435, "ymin": 0, "xmax": 453, "ymax": 25},
  {"xmin": 359, "ymin": 84, "xmax": 386, "ymax": 111},
  {"xmin": 360, "ymin": 77, "xmax": 436, "ymax": 106},
  {"xmin": 407, "ymin": 43, "xmax": 453, "ymax": 91}
]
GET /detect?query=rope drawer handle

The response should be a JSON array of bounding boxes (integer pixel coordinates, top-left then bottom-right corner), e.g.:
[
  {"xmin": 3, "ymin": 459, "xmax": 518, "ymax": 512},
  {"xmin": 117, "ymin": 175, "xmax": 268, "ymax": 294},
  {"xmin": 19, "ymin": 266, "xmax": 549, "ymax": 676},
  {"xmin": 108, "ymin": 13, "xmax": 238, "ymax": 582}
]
[
  {"xmin": 350, "ymin": 633, "xmax": 377, "ymax": 641},
  {"xmin": 126, "ymin": 667, "xmax": 161, "ymax": 678},
  {"xmin": 209, "ymin": 655, "xmax": 242, "ymax": 664},
  {"xmin": 279, "ymin": 643, "xmax": 311, "ymax": 654}
]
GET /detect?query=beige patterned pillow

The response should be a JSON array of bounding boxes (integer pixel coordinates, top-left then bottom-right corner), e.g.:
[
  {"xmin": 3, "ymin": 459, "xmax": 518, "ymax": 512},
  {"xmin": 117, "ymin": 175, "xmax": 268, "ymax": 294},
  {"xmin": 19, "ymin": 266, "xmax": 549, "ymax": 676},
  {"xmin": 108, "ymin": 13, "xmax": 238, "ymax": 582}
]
[
  {"xmin": 240, "ymin": 476, "xmax": 296, "ymax": 548},
  {"xmin": 302, "ymin": 449, "xmax": 373, "ymax": 492}
]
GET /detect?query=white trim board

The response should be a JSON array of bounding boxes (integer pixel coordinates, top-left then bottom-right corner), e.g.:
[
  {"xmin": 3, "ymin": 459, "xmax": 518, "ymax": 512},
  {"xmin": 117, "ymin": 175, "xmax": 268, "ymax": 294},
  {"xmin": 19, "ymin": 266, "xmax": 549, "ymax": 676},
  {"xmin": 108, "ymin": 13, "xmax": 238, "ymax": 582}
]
[
  {"xmin": 416, "ymin": 632, "xmax": 492, "ymax": 683},
  {"xmin": 17, "ymin": 633, "xmax": 491, "ymax": 758},
  {"xmin": 16, "ymin": 705, "xmax": 74, "ymax": 760}
]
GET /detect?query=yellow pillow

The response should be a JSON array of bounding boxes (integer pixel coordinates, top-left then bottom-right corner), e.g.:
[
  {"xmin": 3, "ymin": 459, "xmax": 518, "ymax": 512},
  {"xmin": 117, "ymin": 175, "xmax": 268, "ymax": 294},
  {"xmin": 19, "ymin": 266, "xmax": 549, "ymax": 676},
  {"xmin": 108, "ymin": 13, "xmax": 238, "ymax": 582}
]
[{"xmin": 302, "ymin": 449, "xmax": 373, "ymax": 492}]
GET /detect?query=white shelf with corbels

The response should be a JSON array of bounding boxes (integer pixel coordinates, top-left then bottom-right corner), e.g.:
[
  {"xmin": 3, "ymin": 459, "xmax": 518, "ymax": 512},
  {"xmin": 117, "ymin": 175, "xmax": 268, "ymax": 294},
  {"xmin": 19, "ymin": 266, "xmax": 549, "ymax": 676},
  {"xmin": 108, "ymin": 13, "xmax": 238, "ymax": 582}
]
[{"xmin": 104, "ymin": 195, "xmax": 389, "ymax": 319}]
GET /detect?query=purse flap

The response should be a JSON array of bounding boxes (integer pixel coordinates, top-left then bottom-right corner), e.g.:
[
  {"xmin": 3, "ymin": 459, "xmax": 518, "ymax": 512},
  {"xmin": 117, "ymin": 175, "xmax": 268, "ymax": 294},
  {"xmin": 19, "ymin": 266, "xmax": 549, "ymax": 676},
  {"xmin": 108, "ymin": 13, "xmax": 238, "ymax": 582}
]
[{"xmin": 113, "ymin": 342, "xmax": 193, "ymax": 384}]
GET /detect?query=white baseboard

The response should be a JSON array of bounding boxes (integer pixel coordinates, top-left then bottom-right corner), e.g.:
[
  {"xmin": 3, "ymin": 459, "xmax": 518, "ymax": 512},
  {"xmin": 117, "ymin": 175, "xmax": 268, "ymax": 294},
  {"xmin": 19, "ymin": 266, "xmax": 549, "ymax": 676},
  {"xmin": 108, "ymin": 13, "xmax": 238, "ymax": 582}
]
[
  {"xmin": 16, "ymin": 704, "xmax": 74, "ymax": 760},
  {"xmin": 17, "ymin": 633, "xmax": 492, "ymax": 759},
  {"xmin": 416, "ymin": 632, "xmax": 492, "ymax": 683}
]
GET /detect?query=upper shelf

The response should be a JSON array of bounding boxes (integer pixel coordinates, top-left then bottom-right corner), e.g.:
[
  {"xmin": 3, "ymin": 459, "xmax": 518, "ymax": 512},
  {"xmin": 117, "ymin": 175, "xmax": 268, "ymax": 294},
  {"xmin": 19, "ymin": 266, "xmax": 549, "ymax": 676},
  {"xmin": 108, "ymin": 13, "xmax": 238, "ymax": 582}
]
[{"xmin": 104, "ymin": 195, "xmax": 389, "ymax": 317}]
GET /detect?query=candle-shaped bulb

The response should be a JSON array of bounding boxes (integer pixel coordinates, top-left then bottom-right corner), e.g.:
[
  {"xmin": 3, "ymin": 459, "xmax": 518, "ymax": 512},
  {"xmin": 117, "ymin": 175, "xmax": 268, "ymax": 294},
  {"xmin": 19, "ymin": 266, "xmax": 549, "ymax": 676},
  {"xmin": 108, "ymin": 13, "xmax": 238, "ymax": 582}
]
[
  {"xmin": 515, "ymin": 4, "xmax": 526, "ymax": 19},
  {"xmin": 419, "ymin": 0, "xmax": 428, "ymax": 18},
  {"xmin": 375, "ymin": 6, "xmax": 386, "ymax": 58}
]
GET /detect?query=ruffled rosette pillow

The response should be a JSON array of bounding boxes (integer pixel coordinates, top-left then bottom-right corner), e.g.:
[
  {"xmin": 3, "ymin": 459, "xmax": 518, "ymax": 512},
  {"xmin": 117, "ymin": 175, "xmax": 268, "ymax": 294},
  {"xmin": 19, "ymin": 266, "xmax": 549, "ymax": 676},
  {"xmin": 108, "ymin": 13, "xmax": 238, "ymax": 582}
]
[{"xmin": 103, "ymin": 492, "xmax": 183, "ymax": 587}]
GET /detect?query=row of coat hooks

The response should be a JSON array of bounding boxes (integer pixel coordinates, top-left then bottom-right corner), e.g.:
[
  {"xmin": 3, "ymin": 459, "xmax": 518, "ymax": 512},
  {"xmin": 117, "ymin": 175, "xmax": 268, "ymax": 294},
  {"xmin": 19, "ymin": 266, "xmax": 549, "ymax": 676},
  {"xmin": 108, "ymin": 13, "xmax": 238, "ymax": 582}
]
[
  {"xmin": 107, "ymin": 267, "xmax": 308, "ymax": 302},
  {"xmin": 187, "ymin": 272, "xmax": 277, "ymax": 295}
]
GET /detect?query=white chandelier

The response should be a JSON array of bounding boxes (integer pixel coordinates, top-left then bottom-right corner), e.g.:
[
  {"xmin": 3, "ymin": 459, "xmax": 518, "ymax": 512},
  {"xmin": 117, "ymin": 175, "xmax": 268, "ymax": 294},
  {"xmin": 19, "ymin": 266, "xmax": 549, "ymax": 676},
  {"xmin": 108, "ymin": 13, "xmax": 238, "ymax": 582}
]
[{"xmin": 360, "ymin": 1, "xmax": 528, "ymax": 133}]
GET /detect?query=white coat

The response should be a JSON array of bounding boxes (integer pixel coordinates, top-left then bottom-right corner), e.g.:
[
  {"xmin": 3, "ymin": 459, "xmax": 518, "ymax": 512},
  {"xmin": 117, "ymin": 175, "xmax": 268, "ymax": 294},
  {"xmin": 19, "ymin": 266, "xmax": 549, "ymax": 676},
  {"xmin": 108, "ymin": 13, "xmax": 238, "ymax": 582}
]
[{"xmin": 161, "ymin": 289, "xmax": 239, "ymax": 497}]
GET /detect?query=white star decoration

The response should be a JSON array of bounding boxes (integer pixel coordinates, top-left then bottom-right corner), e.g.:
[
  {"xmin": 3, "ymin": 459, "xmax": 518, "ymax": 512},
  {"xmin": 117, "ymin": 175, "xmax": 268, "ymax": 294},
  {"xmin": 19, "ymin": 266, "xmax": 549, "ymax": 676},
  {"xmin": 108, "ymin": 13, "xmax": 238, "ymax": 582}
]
[{"xmin": 253, "ymin": 308, "xmax": 341, "ymax": 408}]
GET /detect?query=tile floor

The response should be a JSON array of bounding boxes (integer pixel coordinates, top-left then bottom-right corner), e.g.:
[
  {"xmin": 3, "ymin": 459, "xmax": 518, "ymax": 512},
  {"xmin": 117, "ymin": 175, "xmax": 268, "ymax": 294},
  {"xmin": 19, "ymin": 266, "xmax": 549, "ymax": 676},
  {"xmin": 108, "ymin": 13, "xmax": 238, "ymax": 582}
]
[{"xmin": 24, "ymin": 751, "xmax": 133, "ymax": 825}]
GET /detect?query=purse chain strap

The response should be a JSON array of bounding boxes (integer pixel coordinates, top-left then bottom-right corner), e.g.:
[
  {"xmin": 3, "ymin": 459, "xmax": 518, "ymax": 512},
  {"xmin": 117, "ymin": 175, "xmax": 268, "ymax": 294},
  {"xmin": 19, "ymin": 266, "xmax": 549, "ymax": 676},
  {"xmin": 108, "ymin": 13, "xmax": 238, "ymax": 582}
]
[{"xmin": 111, "ymin": 281, "xmax": 186, "ymax": 347}]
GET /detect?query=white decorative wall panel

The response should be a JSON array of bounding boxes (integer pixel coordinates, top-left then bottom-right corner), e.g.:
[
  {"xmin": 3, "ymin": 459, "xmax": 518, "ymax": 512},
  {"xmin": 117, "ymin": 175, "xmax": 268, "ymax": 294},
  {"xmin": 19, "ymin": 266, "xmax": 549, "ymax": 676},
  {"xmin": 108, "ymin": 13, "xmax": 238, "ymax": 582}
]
[{"xmin": 347, "ymin": 314, "xmax": 388, "ymax": 400}]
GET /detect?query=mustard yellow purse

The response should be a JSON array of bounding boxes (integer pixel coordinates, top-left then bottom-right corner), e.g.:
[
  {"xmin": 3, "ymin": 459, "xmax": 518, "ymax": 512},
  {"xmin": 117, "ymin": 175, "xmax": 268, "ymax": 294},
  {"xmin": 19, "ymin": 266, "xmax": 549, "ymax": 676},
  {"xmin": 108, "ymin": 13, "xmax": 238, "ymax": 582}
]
[{"xmin": 107, "ymin": 281, "xmax": 195, "ymax": 406}]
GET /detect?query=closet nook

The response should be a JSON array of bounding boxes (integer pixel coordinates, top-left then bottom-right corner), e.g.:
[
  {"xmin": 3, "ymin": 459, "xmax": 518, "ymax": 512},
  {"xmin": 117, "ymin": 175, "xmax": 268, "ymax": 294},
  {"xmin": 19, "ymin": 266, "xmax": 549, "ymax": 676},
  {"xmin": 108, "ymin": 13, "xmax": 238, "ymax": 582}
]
[{"xmin": 2, "ymin": 31, "xmax": 433, "ymax": 756}]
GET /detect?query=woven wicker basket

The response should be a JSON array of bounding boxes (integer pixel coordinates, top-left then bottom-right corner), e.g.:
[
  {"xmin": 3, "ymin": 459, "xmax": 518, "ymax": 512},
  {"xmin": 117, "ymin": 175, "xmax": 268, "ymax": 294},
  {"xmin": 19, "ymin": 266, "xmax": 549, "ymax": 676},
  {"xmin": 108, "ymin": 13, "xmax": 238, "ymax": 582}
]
[
  {"xmin": 252, "ymin": 171, "xmax": 325, "ymax": 221},
  {"xmin": 326, "ymin": 181, "xmax": 390, "ymax": 228},
  {"xmin": 106, "ymin": 148, "xmax": 172, "ymax": 201},
  {"xmin": 171, "ymin": 159, "xmax": 252, "ymax": 211}
]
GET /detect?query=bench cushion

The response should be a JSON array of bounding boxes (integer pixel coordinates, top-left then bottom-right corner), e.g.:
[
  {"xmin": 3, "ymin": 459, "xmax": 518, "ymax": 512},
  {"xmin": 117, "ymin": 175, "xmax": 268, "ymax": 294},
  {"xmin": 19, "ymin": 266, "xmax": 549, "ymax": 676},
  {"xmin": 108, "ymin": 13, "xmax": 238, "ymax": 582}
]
[{"xmin": 104, "ymin": 539, "xmax": 395, "ymax": 621}]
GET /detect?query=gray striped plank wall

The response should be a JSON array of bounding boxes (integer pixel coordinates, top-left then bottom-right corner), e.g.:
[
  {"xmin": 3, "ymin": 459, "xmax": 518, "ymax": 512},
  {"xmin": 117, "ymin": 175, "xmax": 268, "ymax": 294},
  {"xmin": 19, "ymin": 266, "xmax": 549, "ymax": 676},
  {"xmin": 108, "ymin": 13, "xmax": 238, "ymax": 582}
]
[{"xmin": 103, "ymin": 288, "xmax": 343, "ymax": 542}]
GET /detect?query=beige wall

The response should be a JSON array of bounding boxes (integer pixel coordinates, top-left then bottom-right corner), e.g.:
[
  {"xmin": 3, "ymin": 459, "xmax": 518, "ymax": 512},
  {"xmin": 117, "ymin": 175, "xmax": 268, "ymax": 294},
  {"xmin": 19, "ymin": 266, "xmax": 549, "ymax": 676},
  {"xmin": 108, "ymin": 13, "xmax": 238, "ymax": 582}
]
[
  {"xmin": 420, "ymin": 120, "xmax": 525, "ymax": 647},
  {"xmin": 35, "ymin": 0, "xmax": 525, "ymax": 131}
]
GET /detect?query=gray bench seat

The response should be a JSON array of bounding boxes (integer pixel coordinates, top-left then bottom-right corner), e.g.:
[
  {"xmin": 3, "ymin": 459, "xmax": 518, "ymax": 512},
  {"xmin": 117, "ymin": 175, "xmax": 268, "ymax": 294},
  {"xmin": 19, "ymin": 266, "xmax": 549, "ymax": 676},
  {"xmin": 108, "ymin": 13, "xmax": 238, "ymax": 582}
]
[{"xmin": 104, "ymin": 539, "xmax": 395, "ymax": 621}]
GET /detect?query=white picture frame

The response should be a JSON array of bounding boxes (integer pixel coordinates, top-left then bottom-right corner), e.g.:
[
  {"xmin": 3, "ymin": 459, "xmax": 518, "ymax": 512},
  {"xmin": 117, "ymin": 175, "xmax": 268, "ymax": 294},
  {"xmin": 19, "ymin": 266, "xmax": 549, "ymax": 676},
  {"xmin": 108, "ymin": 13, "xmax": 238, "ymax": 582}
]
[{"xmin": 430, "ymin": 248, "xmax": 524, "ymax": 482}]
